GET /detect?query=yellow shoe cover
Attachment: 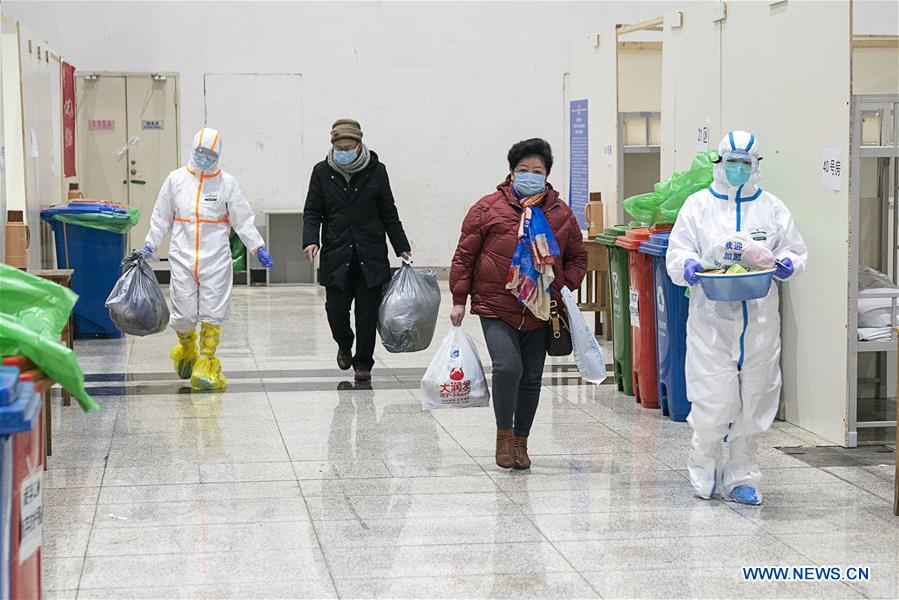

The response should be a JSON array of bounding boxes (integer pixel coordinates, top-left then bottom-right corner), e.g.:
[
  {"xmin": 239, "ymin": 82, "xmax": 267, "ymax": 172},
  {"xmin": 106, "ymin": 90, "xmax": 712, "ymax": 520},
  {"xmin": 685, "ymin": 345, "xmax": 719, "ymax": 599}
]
[
  {"xmin": 171, "ymin": 331, "xmax": 198, "ymax": 380},
  {"xmin": 191, "ymin": 322, "xmax": 227, "ymax": 390},
  {"xmin": 190, "ymin": 356, "xmax": 228, "ymax": 391}
]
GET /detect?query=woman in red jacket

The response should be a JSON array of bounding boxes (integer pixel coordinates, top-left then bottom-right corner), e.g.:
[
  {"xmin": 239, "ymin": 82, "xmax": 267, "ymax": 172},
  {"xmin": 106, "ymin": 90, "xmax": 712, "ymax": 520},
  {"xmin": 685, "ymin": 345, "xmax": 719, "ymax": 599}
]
[{"xmin": 449, "ymin": 138, "xmax": 588, "ymax": 470}]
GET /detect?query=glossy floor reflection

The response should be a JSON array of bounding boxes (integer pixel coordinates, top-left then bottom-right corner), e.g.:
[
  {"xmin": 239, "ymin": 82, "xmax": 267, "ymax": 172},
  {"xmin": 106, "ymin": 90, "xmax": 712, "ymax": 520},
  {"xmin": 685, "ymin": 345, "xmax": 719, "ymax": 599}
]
[{"xmin": 44, "ymin": 285, "xmax": 898, "ymax": 599}]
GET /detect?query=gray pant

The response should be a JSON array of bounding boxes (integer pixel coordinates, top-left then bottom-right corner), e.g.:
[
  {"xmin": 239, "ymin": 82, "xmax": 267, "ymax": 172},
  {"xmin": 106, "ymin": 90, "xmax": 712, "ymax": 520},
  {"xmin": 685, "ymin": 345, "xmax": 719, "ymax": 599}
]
[{"xmin": 480, "ymin": 317, "xmax": 548, "ymax": 437}]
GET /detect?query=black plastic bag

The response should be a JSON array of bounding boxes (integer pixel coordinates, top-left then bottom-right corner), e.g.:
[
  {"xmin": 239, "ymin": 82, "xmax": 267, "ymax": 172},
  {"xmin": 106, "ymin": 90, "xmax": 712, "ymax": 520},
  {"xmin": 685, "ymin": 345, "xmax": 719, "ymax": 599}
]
[
  {"xmin": 105, "ymin": 251, "xmax": 170, "ymax": 336},
  {"xmin": 378, "ymin": 262, "xmax": 441, "ymax": 353}
]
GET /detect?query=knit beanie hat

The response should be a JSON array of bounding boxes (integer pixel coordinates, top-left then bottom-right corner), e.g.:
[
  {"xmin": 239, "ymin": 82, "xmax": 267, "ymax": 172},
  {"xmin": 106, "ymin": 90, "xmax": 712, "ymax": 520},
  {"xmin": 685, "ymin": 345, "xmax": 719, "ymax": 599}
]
[{"xmin": 331, "ymin": 119, "xmax": 363, "ymax": 143}]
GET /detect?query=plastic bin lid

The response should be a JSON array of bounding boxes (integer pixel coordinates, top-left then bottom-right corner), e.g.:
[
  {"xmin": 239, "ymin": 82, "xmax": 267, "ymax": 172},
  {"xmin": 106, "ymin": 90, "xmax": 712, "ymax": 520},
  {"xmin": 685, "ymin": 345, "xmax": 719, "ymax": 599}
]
[
  {"xmin": 606, "ymin": 225, "xmax": 632, "ymax": 236},
  {"xmin": 648, "ymin": 232, "xmax": 671, "ymax": 247},
  {"xmin": 639, "ymin": 241, "xmax": 668, "ymax": 257},
  {"xmin": 0, "ymin": 366, "xmax": 20, "ymax": 407},
  {"xmin": 625, "ymin": 228, "xmax": 653, "ymax": 241},
  {"xmin": 616, "ymin": 227, "xmax": 651, "ymax": 250},
  {"xmin": 0, "ymin": 381, "xmax": 39, "ymax": 435},
  {"xmin": 43, "ymin": 202, "xmax": 129, "ymax": 216},
  {"xmin": 596, "ymin": 224, "xmax": 632, "ymax": 246}
]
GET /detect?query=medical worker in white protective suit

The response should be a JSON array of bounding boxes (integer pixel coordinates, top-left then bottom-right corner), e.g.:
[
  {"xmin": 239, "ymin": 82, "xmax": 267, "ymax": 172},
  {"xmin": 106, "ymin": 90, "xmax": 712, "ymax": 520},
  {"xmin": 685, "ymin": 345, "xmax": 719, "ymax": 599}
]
[
  {"xmin": 144, "ymin": 127, "xmax": 273, "ymax": 391},
  {"xmin": 666, "ymin": 131, "xmax": 808, "ymax": 506}
]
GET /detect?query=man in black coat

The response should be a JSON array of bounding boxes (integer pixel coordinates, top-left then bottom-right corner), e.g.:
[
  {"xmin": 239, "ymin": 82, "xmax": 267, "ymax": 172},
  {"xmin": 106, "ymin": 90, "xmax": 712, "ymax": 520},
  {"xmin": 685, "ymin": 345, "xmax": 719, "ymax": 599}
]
[{"xmin": 303, "ymin": 119, "xmax": 411, "ymax": 382}]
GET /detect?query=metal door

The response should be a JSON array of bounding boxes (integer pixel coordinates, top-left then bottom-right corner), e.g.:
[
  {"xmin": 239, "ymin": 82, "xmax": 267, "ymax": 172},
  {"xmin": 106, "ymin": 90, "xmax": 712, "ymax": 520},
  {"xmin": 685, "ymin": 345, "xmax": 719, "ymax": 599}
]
[
  {"xmin": 125, "ymin": 75, "xmax": 179, "ymax": 256},
  {"xmin": 75, "ymin": 75, "xmax": 128, "ymax": 206},
  {"xmin": 75, "ymin": 73, "xmax": 179, "ymax": 256}
]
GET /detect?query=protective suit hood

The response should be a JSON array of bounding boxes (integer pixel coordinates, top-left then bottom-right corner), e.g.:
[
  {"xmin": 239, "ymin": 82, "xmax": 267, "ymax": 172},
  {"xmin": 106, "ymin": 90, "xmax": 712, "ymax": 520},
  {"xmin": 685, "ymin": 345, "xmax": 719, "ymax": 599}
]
[
  {"xmin": 188, "ymin": 127, "xmax": 222, "ymax": 174},
  {"xmin": 712, "ymin": 130, "xmax": 761, "ymax": 197}
]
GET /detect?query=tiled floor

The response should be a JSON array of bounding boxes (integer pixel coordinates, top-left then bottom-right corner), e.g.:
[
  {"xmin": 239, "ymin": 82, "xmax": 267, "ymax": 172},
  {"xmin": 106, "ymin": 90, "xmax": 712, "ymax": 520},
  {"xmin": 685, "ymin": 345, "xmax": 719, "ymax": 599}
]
[{"xmin": 43, "ymin": 285, "xmax": 899, "ymax": 599}]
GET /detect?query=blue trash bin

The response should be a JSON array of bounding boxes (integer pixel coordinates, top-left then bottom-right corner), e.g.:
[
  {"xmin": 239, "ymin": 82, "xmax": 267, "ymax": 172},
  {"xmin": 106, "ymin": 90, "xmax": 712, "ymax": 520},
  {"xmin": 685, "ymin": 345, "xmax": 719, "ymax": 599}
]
[
  {"xmin": 639, "ymin": 232, "xmax": 691, "ymax": 422},
  {"xmin": 0, "ymin": 367, "xmax": 39, "ymax": 600},
  {"xmin": 42, "ymin": 203, "xmax": 128, "ymax": 338}
]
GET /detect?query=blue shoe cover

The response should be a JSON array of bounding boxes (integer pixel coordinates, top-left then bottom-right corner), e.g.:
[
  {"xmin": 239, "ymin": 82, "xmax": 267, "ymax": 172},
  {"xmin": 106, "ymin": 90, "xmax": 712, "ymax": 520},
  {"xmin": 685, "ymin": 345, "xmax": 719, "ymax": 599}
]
[{"xmin": 729, "ymin": 485, "xmax": 762, "ymax": 505}]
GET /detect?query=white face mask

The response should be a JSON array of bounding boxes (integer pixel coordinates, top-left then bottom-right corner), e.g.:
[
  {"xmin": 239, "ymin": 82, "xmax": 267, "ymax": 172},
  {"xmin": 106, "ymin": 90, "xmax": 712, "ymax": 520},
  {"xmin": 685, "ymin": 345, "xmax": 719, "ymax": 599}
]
[
  {"xmin": 334, "ymin": 148, "xmax": 358, "ymax": 166},
  {"xmin": 513, "ymin": 172, "xmax": 546, "ymax": 197},
  {"xmin": 193, "ymin": 148, "xmax": 218, "ymax": 171}
]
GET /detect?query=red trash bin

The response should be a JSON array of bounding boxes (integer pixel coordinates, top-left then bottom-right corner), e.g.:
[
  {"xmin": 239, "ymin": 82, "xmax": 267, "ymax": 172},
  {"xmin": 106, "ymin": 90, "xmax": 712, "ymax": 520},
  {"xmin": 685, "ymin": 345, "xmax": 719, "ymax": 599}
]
[
  {"xmin": 1, "ymin": 359, "xmax": 46, "ymax": 600},
  {"xmin": 616, "ymin": 227, "xmax": 666, "ymax": 409},
  {"xmin": 11, "ymin": 391, "xmax": 43, "ymax": 600}
]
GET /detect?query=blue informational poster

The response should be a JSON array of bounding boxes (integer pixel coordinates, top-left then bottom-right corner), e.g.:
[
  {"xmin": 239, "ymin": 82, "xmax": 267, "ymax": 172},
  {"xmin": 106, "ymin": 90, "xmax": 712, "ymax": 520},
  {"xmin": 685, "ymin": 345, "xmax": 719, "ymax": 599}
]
[{"xmin": 569, "ymin": 99, "xmax": 589, "ymax": 230}]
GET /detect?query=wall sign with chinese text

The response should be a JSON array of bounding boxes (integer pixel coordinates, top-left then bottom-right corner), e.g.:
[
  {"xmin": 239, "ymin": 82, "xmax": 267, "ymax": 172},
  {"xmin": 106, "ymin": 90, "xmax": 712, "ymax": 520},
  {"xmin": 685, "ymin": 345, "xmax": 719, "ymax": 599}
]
[
  {"xmin": 19, "ymin": 470, "xmax": 42, "ymax": 562},
  {"xmin": 62, "ymin": 62, "xmax": 76, "ymax": 176},
  {"xmin": 696, "ymin": 118, "xmax": 710, "ymax": 152},
  {"xmin": 88, "ymin": 119, "xmax": 116, "ymax": 131},
  {"xmin": 821, "ymin": 148, "xmax": 843, "ymax": 191},
  {"xmin": 569, "ymin": 99, "xmax": 589, "ymax": 229}
]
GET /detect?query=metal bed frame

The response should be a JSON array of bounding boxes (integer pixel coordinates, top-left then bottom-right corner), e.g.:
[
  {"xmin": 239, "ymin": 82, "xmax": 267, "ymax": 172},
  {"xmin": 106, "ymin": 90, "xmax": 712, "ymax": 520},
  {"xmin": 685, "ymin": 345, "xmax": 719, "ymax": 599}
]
[{"xmin": 848, "ymin": 94, "xmax": 899, "ymax": 447}]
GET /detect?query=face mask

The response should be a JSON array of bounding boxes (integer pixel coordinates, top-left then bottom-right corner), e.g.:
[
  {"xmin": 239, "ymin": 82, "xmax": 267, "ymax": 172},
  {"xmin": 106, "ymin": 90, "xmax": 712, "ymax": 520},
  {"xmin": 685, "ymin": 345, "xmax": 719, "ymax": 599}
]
[
  {"xmin": 512, "ymin": 172, "xmax": 546, "ymax": 197},
  {"xmin": 725, "ymin": 162, "xmax": 752, "ymax": 187},
  {"xmin": 193, "ymin": 150, "xmax": 217, "ymax": 172},
  {"xmin": 334, "ymin": 148, "xmax": 358, "ymax": 166}
]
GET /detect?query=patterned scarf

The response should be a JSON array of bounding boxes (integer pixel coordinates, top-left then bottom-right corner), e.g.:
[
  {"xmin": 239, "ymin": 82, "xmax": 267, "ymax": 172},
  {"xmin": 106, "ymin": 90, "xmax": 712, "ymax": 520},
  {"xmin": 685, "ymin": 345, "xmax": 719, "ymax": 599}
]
[
  {"xmin": 327, "ymin": 143, "xmax": 371, "ymax": 182},
  {"xmin": 505, "ymin": 191, "xmax": 560, "ymax": 320}
]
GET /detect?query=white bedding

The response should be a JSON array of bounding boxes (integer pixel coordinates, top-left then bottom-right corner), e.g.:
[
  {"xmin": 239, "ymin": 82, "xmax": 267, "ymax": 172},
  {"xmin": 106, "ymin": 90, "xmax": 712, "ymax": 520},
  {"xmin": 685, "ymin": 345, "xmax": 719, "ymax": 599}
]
[
  {"xmin": 858, "ymin": 327, "xmax": 894, "ymax": 342},
  {"xmin": 858, "ymin": 267, "xmax": 899, "ymax": 330}
]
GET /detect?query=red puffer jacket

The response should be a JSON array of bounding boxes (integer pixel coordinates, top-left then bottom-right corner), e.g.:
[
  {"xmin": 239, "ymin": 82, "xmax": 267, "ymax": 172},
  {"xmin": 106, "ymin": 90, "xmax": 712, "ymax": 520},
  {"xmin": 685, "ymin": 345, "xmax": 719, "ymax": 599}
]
[{"xmin": 450, "ymin": 179, "xmax": 588, "ymax": 331}]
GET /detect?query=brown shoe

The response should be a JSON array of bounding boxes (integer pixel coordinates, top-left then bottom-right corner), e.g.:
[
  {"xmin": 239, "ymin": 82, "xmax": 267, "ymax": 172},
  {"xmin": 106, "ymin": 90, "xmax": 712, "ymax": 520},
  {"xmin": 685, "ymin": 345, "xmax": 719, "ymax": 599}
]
[
  {"xmin": 495, "ymin": 428, "xmax": 514, "ymax": 468},
  {"xmin": 354, "ymin": 369, "xmax": 372, "ymax": 383},
  {"xmin": 337, "ymin": 348, "xmax": 353, "ymax": 371},
  {"xmin": 512, "ymin": 435, "xmax": 531, "ymax": 470}
]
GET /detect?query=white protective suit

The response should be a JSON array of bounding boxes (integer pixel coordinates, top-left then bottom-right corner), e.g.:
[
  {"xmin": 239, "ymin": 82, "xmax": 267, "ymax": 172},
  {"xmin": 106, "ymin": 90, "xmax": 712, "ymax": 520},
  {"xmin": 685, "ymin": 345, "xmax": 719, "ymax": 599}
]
[
  {"xmin": 666, "ymin": 131, "xmax": 808, "ymax": 501},
  {"xmin": 145, "ymin": 128, "xmax": 264, "ymax": 332}
]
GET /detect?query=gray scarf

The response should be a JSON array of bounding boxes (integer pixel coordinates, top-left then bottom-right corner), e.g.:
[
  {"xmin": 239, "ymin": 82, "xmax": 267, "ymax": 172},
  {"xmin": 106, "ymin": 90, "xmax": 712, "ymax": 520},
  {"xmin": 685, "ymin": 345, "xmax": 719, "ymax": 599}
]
[{"xmin": 327, "ymin": 143, "xmax": 371, "ymax": 182}]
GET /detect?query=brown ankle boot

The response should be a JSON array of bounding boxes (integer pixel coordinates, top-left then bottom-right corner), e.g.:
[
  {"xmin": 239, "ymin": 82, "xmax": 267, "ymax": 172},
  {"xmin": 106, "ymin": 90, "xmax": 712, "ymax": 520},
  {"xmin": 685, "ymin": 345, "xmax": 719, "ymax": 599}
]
[
  {"xmin": 512, "ymin": 435, "xmax": 531, "ymax": 470},
  {"xmin": 495, "ymin": 428, "xmax": 514, "ymax": 468}
]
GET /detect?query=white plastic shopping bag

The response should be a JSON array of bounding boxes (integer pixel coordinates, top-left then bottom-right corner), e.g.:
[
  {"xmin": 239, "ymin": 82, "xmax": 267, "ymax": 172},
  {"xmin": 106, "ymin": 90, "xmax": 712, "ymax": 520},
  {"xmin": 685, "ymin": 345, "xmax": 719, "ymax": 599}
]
[
  {"xmin": 420, "ymin": 326, "xmax": 490, "ymax": 409},
  {"xmin": 700, "ymin": 232, "xmax": 775, "ymax": 271},
  {"xmin": 561, "ymin": 286, "xmax": 607, "ymax": 384}
]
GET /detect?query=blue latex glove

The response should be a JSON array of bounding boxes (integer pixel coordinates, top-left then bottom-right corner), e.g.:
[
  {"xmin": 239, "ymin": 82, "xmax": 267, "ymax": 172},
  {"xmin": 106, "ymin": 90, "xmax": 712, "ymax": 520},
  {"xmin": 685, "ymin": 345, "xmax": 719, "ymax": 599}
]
[
  {"xmin": 684, "ymin": 259, "xmax": 703, "ymax": 286},
  {"xmin": 142, "ymin": 243, "xmax": 154, "ymax": 257},
  {"xmin": 257, "ymin": 247, "xmax": 273, "ymax": 269},
  {"xmin": 774, "ymin": 257, "xmax": 794, "ymax": 280}
]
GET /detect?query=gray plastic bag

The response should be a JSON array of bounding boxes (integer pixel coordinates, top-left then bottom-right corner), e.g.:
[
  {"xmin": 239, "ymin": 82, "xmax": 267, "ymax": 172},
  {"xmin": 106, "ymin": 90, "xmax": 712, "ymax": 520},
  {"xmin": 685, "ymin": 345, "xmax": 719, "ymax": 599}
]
[
  {"xmin": 105, "ymin": 250, "xmax": 170, "ymax": 336},
  {"xmin": 378, "ymin": 261, "xmax": 441, "ymax": 353}
]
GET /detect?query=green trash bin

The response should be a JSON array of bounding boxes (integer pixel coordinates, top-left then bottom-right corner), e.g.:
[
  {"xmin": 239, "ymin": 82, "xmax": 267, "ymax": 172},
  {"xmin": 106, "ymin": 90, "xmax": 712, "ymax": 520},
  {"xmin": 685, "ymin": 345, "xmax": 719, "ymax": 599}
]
[{"xmin": 596, "ymin": 225, "xmax": 635, "ymax": 396}]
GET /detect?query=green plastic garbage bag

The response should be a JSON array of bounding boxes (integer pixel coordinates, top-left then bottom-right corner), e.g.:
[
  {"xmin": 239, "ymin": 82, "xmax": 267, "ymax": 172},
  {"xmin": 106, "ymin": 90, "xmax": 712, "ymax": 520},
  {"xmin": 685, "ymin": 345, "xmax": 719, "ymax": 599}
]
[
  {"xmin": 48, "ymin": 206, "xmax": 140, "ymax": 234},
  {"xmin": 230, "ymin": 231, "xmax": 247, "ymax": 272},
  {"xmin": 0, "ymin": 264, "xmax": 99, "ymax": 412},
  {"xmin": 623, "ymin": 151, "xmax": 717, "ymax": 225}
]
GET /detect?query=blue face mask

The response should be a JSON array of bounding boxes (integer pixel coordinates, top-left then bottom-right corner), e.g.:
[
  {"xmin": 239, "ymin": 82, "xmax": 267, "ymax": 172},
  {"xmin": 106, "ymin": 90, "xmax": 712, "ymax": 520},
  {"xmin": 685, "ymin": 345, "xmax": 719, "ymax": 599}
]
[
  {"xmin": 193, "ymin": 150, "xmax": 217, "ymax": 172},
  {"xmin": 334, "ymin": 148, "xmax": 358, "ymax": 166},
  {"xmin": 725, "ymin": 161, "xmax": 752, "ymax": 187},
  {"xmin": 513, "ymin": 172, "xmax": 546, "ymax": 197}
]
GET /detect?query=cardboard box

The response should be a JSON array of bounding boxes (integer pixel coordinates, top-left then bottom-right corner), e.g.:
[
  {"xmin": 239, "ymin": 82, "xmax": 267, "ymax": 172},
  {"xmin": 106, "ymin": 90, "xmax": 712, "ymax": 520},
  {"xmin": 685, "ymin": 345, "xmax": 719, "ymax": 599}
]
[{"xmin": 585, "ymin": 193, "xmax": 604, "ymax": 238}]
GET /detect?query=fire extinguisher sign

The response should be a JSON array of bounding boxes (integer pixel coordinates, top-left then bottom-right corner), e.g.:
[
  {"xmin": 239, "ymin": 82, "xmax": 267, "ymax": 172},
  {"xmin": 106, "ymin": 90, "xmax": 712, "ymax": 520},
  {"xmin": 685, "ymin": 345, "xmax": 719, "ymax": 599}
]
[{"xmin": 19, "ymin": 470, "xmax": 42, "ymax": 562}]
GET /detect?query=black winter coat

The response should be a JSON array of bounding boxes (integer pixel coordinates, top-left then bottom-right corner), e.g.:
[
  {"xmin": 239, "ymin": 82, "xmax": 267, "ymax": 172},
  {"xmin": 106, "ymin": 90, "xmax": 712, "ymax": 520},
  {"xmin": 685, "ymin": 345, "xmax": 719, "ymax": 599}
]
[{"xmin": 302, "ymin": 151, "xmax": 411, "ymax": 289}]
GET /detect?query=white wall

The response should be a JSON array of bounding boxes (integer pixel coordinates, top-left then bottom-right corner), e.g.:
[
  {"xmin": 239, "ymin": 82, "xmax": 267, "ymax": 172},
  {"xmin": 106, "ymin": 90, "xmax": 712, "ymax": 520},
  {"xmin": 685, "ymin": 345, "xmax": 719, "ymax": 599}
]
[
  {"xmin": 618, "ymin": 42, "xmax": 662, "ymax": 113},
  {"xmin": 5, "ymin": 0, "xmax": 670, "ymax": 267},
  {"xmin": 2, "ymin": 32, "xmax": 26, "ymax": 213},
  {"xmin": 661, "ymin": 1, "xmax": 853, "ymax": 444},
  {"xmin": 568, "ymin": 25, "xmax": 620, "ymax": 226},
  {"xmin": 853, "ymin": 45, "xmax": 899, "ymax": 94},
  {"xmin": 854, "ymin": 0, "xmax": 899, "ymax": 35}
]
